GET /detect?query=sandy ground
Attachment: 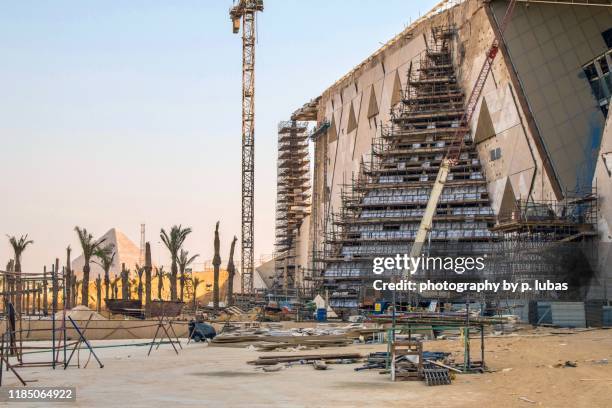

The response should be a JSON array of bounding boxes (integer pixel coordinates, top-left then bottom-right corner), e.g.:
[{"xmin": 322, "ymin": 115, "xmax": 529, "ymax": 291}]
[{"xmin": 2, "ymin": 328, "xmax": 612, "ymax": 407}]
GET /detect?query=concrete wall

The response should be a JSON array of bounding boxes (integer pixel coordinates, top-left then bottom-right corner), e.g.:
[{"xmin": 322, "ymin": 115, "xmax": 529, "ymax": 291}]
[
  {"xmin": 492, "ymin": 1, "xmax": 611, "ymax": 193},
  {"xmin": 594, "ymin": 104, "xmax": 612, "ymax": 242},
  {"xmin": 593, "ymin": 103, "xmax": 612, "ymax": 300},
  {"xmin": 460, "ymin": 1, "xmax": 560, "ymax": 213}
]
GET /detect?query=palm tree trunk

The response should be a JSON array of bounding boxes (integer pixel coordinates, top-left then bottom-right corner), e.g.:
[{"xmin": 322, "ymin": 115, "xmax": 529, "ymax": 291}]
[
  {"xmin": 121, "ymin": 264, "xmax": 129, "ymax": 300},
  {"xmin": 96, "ymin": 278, "xmax": 102, "ymax": 312},
  {"xmin": 226, "ymin": 236, "xmax": 237, "ymax": 306},
  {"xmin": 53, "ymin": 259, "xmax": 59, "ymax": 312},
  {"xmin": 145, "ymin": 243, "xmax": 152, "ymax": 308},
  {"xmin": 31, "ymin": 281, "xmax": 36, "ymax": 315},
  {"xmin": 170, "ymin": 262, "xmax": 178, "ymax": 301},
  {"xmin": 179, "ymin": 268, "xmax": 185, "ymax": 302},
  {"xmin": 192, "ymin": 282, "xmax": 199, "ymax": 310},
  {"xmin": 71, "ymin": 275, "xmax": 77, "ymax": 306},
  {"xmin": 137, "ymin": 273, "xmax": 143, "ymax": 303},
  {"xmin": 25, "ymin": 280, "xmax": 30, "ymax": 315},
  {"xmin": 43, "ymin": 266, "xmax": 48, "ymax": 316},
  {"xmin": 104, "ymin": 270, "xmax": 110, "ymax": 302},
  {"xmin": 81, "ymin": 262, "xmax": 90, "ymax": 306},
  {"xmin": 65, "ymin": 247, "xmax": 72, "ymax": 309},
  {"xmin": 213, "ymin": 222, "xmax": 221, "ymax": 310},
  {"xmin": 15, "ymin": 259, "xmax": 22, "ymax": 316},
  {"xmin": 157, "ymin": 274, "xmax": 163, "ymax": 300},
  {"xmin": 36, "ymin": 285, "xmax": 41, "ymax": 314}
]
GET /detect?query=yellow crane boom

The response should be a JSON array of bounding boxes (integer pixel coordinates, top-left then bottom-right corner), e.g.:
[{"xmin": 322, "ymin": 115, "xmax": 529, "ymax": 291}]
[{"xmin": 407, "ymin": 0, "xmax": 517, "ymax": 276}]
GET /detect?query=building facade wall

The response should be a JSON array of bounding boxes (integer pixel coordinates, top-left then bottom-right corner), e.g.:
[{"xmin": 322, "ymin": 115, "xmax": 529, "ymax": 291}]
[
  {"xmin": 308, "ymin": 0, "xmax": 564, "ymax": 268},
  {"xmin": 491, "ymin": 1, "xmax": 611, "ymax": 193},
  {"xmin": 593, "ymin": 103, "xmax": 612, "ymax": 300}
]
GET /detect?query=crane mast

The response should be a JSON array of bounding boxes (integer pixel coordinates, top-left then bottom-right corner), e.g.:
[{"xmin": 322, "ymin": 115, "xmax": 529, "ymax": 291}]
[
  {"xmin": 407, "ymin": 0, "xmax": 517, "ymax": 274},
  {"xmin": 230, "ymin": 0, "xmax": 263, "ymax": 294}
]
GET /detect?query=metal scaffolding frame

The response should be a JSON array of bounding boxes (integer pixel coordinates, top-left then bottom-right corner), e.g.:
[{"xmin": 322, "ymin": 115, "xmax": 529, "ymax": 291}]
[{"xmin": 318, "ymin": 25, "xmax": 599, "ymax": 316}]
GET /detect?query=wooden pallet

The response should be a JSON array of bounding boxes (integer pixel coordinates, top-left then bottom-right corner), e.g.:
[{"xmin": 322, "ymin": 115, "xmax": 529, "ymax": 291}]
[{"xmin": 391, "ymin": 340, "xmax": 423, "ymax": 382}]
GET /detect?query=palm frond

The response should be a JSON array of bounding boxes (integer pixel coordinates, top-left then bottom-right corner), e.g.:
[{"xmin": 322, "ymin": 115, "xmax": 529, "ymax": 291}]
[
  {"xmin": 7, "ymin": 234, "xmax": 34, "ymax": 257},
  {"xmin": 160, "ymin": 225, "xmax": 193, "ymax": 260},
  {"xmin": 74, "ymin": 226, "xmax": 106, "ymax": 260}
]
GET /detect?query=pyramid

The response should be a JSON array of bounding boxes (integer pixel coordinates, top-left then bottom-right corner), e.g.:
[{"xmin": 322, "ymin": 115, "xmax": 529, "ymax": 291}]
[{"xmin": 71, "ymin": 228, "xmax": 141, "ymax": 279}]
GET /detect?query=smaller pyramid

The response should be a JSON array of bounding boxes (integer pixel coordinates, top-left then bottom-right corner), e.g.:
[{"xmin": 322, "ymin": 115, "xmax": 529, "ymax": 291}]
[{"xmin": 71, "ymin": 228, "xmax": 141, "ymax": 278}]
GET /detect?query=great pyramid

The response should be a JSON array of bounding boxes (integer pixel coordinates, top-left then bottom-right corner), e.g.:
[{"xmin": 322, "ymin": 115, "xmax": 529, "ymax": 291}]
[{"xmin": 71, "ymin": 228, "xmax": 141, "ymax": 278}]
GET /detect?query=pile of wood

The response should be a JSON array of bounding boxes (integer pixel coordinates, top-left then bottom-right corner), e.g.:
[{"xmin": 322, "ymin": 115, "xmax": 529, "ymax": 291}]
[
  {"xmin": 210, "ymin": 324, "xmax": 368, "ymax": 350},
  {"xmin": 248, "ymin": 352, "xmax": 362, "ymax": 366},
  {"xmin": 211, "ymin": 334, "xmax": 354, "ymax": 350}
]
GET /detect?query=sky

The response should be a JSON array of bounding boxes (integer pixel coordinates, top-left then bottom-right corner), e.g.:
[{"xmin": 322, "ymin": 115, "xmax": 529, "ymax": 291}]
[{"xmin": 0, "ymin": 0, "xmax": 440, "ymax": 272}]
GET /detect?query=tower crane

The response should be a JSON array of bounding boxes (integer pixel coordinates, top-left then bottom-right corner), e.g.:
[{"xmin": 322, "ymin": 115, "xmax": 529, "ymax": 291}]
[
  {"xmin": 407, "ymin": 0, "xmax": 517, "ymax": 274},
  {"xmin": 230, "ymin": 0, "xmax": 264, "ymax": 294}
]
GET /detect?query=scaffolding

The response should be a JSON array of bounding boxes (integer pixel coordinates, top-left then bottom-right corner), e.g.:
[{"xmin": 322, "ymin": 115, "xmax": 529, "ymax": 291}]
[
  {"xmin": 273, "ymin": 120, "xmax": 311, "ymax": 295},
  {"xmin": 319, "ymin": 26, "xmax": 598, "ymax": 316},
  {"xmin": 0, "ymin": 264, "xmax": 104, "ymax": 385}
]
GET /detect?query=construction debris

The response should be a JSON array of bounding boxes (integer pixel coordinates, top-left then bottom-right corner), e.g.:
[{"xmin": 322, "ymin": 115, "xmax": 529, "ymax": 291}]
[
  {"xmin": 312, "ymin": 360, "xmax": 328, "ymax": 370},
  {"xmin": 248, "ymin": 352, "xmax": 362, "ymax": 366},
  {"xmin": 423, "ymin": 363, "xmax": 452, "ymax": 386},
  {"xmin": 211, "ymin": 323, "xmax": 370, "ymax": 350},
  {"xmin": 391, "ymin": 340, "xmax": 423, "ymax": 381}
]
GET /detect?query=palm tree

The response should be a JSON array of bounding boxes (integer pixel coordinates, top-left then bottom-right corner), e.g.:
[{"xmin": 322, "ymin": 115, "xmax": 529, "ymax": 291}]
[
  {"xmin": 7, "ymin": 234, "xmax": 34, "ymax": 314},
  {"xmin": 144, "ymin": 243, "xmax": 152, "ymax": 307},
  {"xmin": 178, "ymin": 249, "xmax": 199, "ymax": 302},
  {"xmin": 7, "ymin": 234, "xmax": 33, "ymax": 273},
  {"xmin": 160, "ymin": 225, "xmax": 192, "ymax": 301},
  {"xmin": 135, "ymin": 264, "xmax": 145, "ymax": 302},
  {"xmin": 74, "ymin": 227, "xmax": 105, "ymax": 306},
  {"xmin": 226, "ymin": 236, "xmax": 238, "ymax": 306},
  {"xmin": 94, "ymin": 244, "xmax": 115, "ymax": 302},
  {"xmin": 111, "ymin": 274, "xmax": 120, "ymax": 299},
  {"xmin": 5, "ymin": 259, "xmax": 15, "ymax": 307},
  {"xmin": 120, "ymin": 263, "xmax": 130, "ymax": 300},
  {"xmin": 130, "ymin": 277, "xmax": 139, "ymax": 300},
  {"xmin": 94, "ymin": 274, "xmax": 102, "ymax": 312},
  {"xmin": 192, "ymin": 277, "xmax": 201, "ymax": 310},
  {"xmin": 65, "ymin": 246, "xmax": 72, "ymax": 309},
  {"xmin": 74, "ymin": 279, "xmax": 82, "ymax": 305},
  {"xmin": 71, "ymin": 274, "xmax": 78, "ymax": 306},
  {"xmin": 155, "ymin": 266, "xmax": 165, "ymax": 300},
  {"xmin": 212, "ymin": 222, "xmax": 221, "ymax": 310}
]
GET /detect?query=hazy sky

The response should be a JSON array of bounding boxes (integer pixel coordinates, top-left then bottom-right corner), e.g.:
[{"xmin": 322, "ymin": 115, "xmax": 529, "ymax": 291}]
[{"xmin": 0, "ymin": 0, "xmax": 439, "ymax": 272}]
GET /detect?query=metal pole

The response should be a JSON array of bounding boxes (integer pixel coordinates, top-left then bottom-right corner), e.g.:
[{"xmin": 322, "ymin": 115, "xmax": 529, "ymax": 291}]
[
  {"xmin": 51, "ymin": 263, "xmax": 56, "ymax": 369},
  {"xmin": 62, "ymin": 267, "xmax": 67, "ymax": 366},
  {"xmin": 464, "ymin": 299, "xmax": 470, "ymax": 372},
  {"xmin": 481, "ymin": 323, "xmax": 485, "ymax": 370}
]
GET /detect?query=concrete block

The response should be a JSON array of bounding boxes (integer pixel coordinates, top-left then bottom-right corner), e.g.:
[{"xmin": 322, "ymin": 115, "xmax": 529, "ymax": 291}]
[
  {"xmin": 541, "ymin": 82, "xmax": 561, "ymax": 106},
  {"xmin": 547, "ymin": 15, "xmax": 564, "ymax": 37},
  {"xmin": 526, "ymin": 46, "xmax": 545, "ymax": 70},
  {"xmin": 559, "ymin": 8, "xmax": 578, "ymax": 31},
  {"xmin": 553, "ymin": 32, "xmax": 573, "ymax": 55},
  {"xmin": 535, "ymin": 64, "xmax": 553, "ymax": 87},
  {"xmin": 534, "ymin": 23, "xmax": 552, "ymax": 46}
]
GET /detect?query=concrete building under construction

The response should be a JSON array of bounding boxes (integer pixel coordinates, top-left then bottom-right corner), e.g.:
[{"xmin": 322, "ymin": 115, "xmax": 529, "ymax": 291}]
[{"xmin": 274, "ymin": 0, "xmax": 612, "ymax": 313}]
